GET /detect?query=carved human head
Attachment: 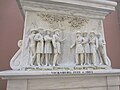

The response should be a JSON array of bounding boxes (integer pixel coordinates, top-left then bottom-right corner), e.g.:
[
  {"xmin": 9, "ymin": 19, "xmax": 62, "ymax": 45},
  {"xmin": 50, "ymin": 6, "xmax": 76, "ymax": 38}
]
[
  {"xmin": 30, "ymin": 29, "xmax": 38, "ymax": 34},
  {"xmin": 54, "ymin": 29, "xmax": 60, "ymax": 35},
  {"xmin": 89, "ymin": 31, "xmax": 96, "ymax": 37},
  {"xmin": 97, "ymin": 33, "xmax": 102, "ymax": 38},
  {"xmin": 83, "ymin": 31, "xmax": 88, "ymax": 37},
  {"xmin": 46, "ymin": 30, "xmax": 51, "ymax": 35},
  {"xmin": 38, "ymin": 28, "xmax": 44, "ymax": 34},
  {"xmin": 76, "ymin": 31, "xmax": 82, "ymax": 37}
]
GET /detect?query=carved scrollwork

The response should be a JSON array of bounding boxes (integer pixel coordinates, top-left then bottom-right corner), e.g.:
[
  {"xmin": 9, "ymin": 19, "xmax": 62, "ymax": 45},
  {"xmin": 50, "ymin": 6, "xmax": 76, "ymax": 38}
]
[
  {"xmin": 18, "ymin": 40, "xmax": 23, "ymax": 48},
  {"xmin": 39, "ymin": 13, "xmax": 65, "ymax": 24},
  {"xmin": 68, "ymin": 17, "xmax": 88, "ymax": 28},
  {"xmin": 37, "ymin": 12, "xmax": 89, "ymax": 29},
  {"xmin": 10, "ymin": 40, "xmax": 23, "ymax": 70}
]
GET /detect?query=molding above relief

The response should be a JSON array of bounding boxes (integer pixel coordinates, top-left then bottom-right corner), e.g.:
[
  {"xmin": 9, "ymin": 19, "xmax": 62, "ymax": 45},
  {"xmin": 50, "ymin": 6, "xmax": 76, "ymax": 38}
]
[{"xmin": 18, "ymin": 0, "xmax": 117, "ymax": 19}]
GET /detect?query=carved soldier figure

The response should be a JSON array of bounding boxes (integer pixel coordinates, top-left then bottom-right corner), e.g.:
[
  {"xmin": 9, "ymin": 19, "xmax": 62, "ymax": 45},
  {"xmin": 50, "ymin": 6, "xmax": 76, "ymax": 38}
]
[
  {"xmin": 97, "ymin": 34, "xmax": 108, "ymax": 65},
  {"xmin": 34, "ymin": 28, "xmax": 44, "ymax": 66},
  {"xmin": 71, "ymin": 31, "xmax": 84, "ymax": 65},
  {"xmin": 82, "ymin": 31, "xmax": 90, "ymax": 65},
  {"xmin": 52, "ymin": 29, "xmax": 65, "ymax": 66},
  {"xmin": 89, "ymin": 31, "xmax": 98, "ymax": 65},
  {"xmin": 28, "ymin": 29, "xmax": 38, "ymax": 66},
  {"xmin": 44, "ymin": 30, "xmax": 52, "ymax": 66}
]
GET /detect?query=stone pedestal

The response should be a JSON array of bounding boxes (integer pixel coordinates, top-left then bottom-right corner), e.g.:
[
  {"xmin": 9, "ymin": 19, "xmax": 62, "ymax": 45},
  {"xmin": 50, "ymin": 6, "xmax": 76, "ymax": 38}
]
[
  {"xmin": 0, "ymin": 0, "xmax": 119, "ymax": 90},
  {"xmin": 0, "ymin": 69, "xmax": 120, "ymax": 90}
]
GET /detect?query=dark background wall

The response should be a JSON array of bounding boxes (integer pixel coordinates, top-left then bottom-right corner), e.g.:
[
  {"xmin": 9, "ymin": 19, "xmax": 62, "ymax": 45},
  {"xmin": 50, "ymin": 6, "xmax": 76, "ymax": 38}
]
[
  {"xmin": 0, "ymin": 0, "xmax": 120, "ymax": 90},
  {"xmin": 0, "ymin": 0, "xmax": 23, "ymax": 90}
]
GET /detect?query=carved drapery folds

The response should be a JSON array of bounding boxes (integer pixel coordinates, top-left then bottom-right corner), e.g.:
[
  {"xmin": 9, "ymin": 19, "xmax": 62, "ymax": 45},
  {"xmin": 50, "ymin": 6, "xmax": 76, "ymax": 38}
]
[{"xmin": 25, "ymin": 29, "xmax": 111, "ymax": 67}]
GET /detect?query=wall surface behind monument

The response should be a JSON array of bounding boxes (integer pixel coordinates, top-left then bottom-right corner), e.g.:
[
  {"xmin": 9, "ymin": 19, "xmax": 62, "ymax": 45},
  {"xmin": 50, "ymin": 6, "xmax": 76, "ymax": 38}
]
[
  {"xmin": 0, "ymin": 0, "xmax": 23, "ymax": 90},
  {"xmin": 0, "ymin": 0, "xmax": 120, "ymax": 90}
]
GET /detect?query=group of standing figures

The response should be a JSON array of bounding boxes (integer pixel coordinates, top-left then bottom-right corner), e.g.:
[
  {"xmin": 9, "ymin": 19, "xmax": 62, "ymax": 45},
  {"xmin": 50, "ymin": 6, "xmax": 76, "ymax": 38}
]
[
  {"xmin": 71, "ymin": 31, "xmax": 108, "ymax": 66},
  {"xmin": 28, "ymin": 28, "xmax": 65, "ymax": 66},
  {"xmin": 28, "ymin": 28, "xmax": 109, "ymax": 67}
]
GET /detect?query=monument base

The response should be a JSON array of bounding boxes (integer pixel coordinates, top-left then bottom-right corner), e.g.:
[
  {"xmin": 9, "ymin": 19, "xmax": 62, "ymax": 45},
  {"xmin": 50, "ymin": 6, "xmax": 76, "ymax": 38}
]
[{"xmin": 0, "ymin": 69, "xmax": 120, "ymax": 90}]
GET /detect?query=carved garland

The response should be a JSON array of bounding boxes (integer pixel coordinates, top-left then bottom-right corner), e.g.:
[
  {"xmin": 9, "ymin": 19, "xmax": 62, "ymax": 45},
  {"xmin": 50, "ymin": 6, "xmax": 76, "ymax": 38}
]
[{"xmin": 37, "ymin": 12, "xmax": 89, "ymax": 29}]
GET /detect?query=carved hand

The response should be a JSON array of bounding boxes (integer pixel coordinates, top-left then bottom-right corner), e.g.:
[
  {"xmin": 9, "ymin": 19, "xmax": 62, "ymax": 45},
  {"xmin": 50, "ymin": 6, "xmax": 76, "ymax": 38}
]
[
  {"xmin": 70, "ymin": 45, "xmax": 74, "ymax": 49},
  {"xmin": 61, "ymin": 38, "xmax": 66, "ymax": 42}
]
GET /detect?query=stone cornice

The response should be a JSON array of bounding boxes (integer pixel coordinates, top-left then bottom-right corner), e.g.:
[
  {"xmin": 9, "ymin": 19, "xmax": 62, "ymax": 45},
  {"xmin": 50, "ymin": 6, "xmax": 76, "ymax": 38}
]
[{"xmin": 17, "ymin": 0, "xmax": 117, "ymax": 19}]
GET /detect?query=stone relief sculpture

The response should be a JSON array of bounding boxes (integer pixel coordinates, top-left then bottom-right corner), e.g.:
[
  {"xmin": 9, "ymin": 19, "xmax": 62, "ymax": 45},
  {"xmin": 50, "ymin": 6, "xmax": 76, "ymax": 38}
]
[
  {"xmin": 10, "ymin": 27, "xmax": 112, "ymax": 70},
  {"xmin": 82, "ymin": 31, "xmax": 90, "ymax": 65},
  {"xmin": 52, "ymin": 29, "xmax": 65, "ymax": 66},
  {"xmin": 28, "ymin": 29, "xmax": 38, "ymax": 66},
  {"xmin": 17, "ymin": 26, "xmax": 111, "ymax": 70},
  {"xmin": 70, "ymin": 31, "xmax": 84, "ymax": 65},
  {"xmin": 34, "ymin": 28, "xmax": 44, "ymax": 66},
  {"xmin": 97, "ymin": 34, "xmax": 108, "ymax": 65},
  {"xmin": 39, "ymin": 13, "xmax": 89, "ymax": 29},
  {"xmin": 4, "ymin": 1, "xmax": 118, "ymax": 90},
  {"xmin": 9, "ymin": 13, "xmax": 112, "ymax": 70},
  {"xmin": 8, "ymin": 0, "xmax": 117, "ymax": 71},
  {"xmin": 89, "ymin": 31, "xmax": 98, "ymax": 66},
  {"xmin": 44, "ymin": 30, "xmax": 52, "ymax": 66},
  {"xmin": 10, "ymin": 28, "xmax": 112, "ymax": 69}
]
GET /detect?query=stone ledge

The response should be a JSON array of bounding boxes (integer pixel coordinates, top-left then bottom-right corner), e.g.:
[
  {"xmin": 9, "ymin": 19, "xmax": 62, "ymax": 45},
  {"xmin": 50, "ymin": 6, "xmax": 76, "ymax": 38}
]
[
  {"xmin": 0, "ymin": 69, "xmax": 120, "ymax": 79},
  {"xmin": 18, "ymin": 0, "xmax": 117, "ymax": 19},
  {"xmin": 3, "ymin": 70, "xmax": 120, "ymax": 90}
]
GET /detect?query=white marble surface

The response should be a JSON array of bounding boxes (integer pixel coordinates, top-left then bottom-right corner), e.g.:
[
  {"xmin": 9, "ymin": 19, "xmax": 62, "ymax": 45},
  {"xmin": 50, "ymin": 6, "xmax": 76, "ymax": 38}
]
[
  {"xmin": 0, "ymin": 69, "xmax": 120, "ymax": 90},
  {"xmin": 10, "ymin": 0, "xmax": 117, "ymax": 70},
  {"xmin": 1, "ymin": 1, "xmax": 119, "ymax": 90},
  {"xmin": 0, "ymin": 69, "xmax": 120, "ymax": 78}
]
